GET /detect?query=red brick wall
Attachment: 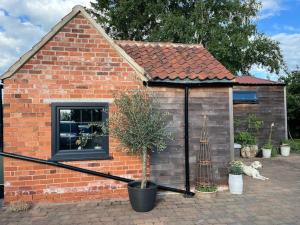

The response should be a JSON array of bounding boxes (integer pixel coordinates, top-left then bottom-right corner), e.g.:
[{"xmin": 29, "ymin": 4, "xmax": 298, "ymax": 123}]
[{"xmin": 2, "ymin": 13, "xmax": 145, "ymax": 203}]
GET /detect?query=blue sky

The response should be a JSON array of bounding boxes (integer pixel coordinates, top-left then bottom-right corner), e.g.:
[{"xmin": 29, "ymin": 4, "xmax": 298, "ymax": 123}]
[
  {"xmin": 0, "ymin": 0, "xmax": 299, "ymax": 80},
  {"xmin": 258, "ymin": 0, "xmax": 300, "ymax": 36},
  {"xmin": 250, "ymin": 0, "xmax": 300, "ymax": 79}
]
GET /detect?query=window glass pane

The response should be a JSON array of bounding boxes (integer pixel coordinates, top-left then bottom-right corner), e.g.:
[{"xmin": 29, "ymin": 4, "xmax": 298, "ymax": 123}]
[
  {"xmin": 74, "ymin": 123, "xmax": 105, "ymax": 150},
  {"xmin": 89, "ymin": 122, "xmax": 104, "ymax": 150},
  {"xmin": 60, "ymin": 109, "xmax": 71, "ymax": 121},
  {"xmin": 70, "ymin": 109, "xmax": 81, "ymax": 122},
  {"xmin": 82, "ymin": 109, "xmax": 92, "ymax": 122},
  {"xmin": 75, "ymin": 123, "xmax": 90, "ymax": 150},
  {"xmin": 59, "ymin": 121, "xmax": 79, "ymax": 150},
  {"xmin": 92, "ymin": 109, "xmax": 102, "ymax": 122},
  {"xmin": 55, "ymin": 104, "xmax": 108, "ymax": 158},
  {"xmin": 233, "ymin": 91, "xmax": 257, "ymax": 102}
]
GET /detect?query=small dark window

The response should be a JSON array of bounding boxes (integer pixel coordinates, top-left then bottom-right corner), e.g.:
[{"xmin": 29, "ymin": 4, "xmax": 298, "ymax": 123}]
[
  {"xmin": 233, "ymin": 91, "xmax": 258, "ymax": 104},
  {"xmin": 51, "ymin": 103, "xmax": 109, "ymax": 161}
]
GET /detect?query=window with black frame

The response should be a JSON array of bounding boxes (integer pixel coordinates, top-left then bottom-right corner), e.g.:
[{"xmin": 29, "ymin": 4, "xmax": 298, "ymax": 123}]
[{"xmin": 51, "ymin": 103, "xmax": 109, "ymax": 161}]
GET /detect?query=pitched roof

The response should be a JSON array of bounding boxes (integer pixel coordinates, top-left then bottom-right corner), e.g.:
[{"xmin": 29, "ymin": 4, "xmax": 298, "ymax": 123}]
[
  {"xmin": 236, "ymin": 76, "xmax": 284, "ymax": 85},
  {"xmin": 1, "ymin": 5, "xmax": 234, "ymax": 83},
  {"xmin": 0, "ymin": 5, "xmax": 148, "ymax": 81},
  {"xmin": 116, "ymin": 40, "xmax": 235, "ymax": 81}
]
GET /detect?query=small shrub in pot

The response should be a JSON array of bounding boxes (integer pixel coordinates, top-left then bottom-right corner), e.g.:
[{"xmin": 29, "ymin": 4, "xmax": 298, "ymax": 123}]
[
  {"xmin": 108, "ymin": 89, "xmax": 172, "ymax": 212},
  {"xmin": 228, "ymin": 161, "xmax": 243, "ymax": 194},
  {"xmin": 195, "ymin": 185, "xmax": 217, "ymax": 198}
]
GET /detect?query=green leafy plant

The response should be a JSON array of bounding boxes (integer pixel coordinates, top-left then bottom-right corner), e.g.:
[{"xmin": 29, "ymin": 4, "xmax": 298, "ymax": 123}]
[
  {"xmin": 271, "ymin": 148, "xmax": 278, "ymax": 157},
  {"xmin": 234, "ymin": 131, "xmax": 256, "ymax": 146},
  {"xmin": 228, "ymin": 161, "xmax": 243, "ymax": 175},
  {"xmin": 196, "ymin": 185, "xmax": 217, "ymax": 193},
  {"xmin": 281, "ymin": 139, "xmax": 289, "ymax": 145},
  {"xmin": 279, "ymin": 71, "xmax": 300, "ymax": 138},
  {"xmin": 287, "ymin": 139, "xmax": 300, "ymax": 153},
  {"xmin": 263, "ymin": 142, "xmax": 273, "ymax": 149},
  {"xmin": 234, "ymin": 114, "xmax": 263, "ymax": 147},
  {"xmin": 108, "ymin": 90, "xmax": 172, "ymax": 189},
  {"xmin": 247, "ymin": 114, "xmax": 264, "ymax": 133}
]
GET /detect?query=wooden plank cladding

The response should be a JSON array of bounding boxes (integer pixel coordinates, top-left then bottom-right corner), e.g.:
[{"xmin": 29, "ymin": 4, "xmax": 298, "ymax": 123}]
[
  {"xmin": 150, "ymin": 87, "xmax": 231, "ymax": 189},
  {"xmin": 233, "ymin": 85, "xmax": 286, "ymax": 148}
]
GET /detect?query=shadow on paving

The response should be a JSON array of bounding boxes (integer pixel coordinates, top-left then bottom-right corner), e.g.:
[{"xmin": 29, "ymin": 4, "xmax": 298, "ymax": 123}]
[{"xmin": 0, "ymin": 154, "xmax": 300, "ymax": 225}]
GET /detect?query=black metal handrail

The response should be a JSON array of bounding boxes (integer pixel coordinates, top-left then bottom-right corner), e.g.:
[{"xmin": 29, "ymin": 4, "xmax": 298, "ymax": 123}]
[{"xmin": 0, "ymin": 151, "xmax": 194, "ymax": 196}]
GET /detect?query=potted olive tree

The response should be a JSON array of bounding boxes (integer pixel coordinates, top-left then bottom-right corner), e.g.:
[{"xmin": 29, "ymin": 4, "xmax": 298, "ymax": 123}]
[
  {"xmin": 108, "ymin": 90, "xmax": 172, "ymax": 212},
  {"xmin": 228, "ymin": 161, "xmax": 243, "ymax": 194}
]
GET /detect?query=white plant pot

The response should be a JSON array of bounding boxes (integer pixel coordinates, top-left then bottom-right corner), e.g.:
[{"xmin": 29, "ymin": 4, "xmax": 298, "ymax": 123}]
[
  {"xmin": 262, "ymin": 148, "xmax": 271, "ymax": 158},
  {"xmin": 228, "ymin": 174, "xmax": 243, "ymax": 194},
  {"xmin": 280, "ymin": 145, "xmax": 290, "ymax": 157}
]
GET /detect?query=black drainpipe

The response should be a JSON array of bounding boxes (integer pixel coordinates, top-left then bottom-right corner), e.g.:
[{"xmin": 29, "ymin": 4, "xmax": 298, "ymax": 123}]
[
  {"xmin": 184, "ymin": 86, "xmax": 190, "ymax": 196},
  {"xmin": 145, "ymin": 81, "xmax": 192, "ymax": 196},
  {"xmin": 145, "ymin": 80, "xmax": 234, "ymax": 196}
]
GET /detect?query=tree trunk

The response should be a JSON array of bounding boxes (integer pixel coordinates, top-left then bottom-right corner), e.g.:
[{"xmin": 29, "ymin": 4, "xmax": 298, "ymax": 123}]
[{"xmin": 141, "ymin": 148, "xmax": 147, "ymax": 189}]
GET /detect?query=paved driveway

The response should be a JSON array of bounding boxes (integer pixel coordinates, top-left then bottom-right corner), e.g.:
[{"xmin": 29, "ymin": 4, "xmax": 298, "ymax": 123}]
[{"xmin": 1, "ymin": 154, "xmax": 300, "ymax": 225}]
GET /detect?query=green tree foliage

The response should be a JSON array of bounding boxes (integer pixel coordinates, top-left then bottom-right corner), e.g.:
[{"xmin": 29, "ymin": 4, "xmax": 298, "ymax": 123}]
[
  {"xmin": 280, "ymin": 70, "xmax": 300, "ymax": 138},
  {"xmin": 108, "ymin": 90, "xmax": 172, "ymax": 188},
  {"xmin": 89, "ymin": 0, "xmax": 284, "ymax": 75}
]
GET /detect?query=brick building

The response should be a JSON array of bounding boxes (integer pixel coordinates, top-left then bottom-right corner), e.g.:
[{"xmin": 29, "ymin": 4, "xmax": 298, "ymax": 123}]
[{"xmin": 0, "ymin": 6, "xmax": 286, "ymax": 203}]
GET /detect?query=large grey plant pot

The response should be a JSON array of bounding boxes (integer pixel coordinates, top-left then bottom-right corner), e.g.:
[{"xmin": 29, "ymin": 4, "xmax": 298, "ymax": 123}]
[{"xmin": 128, "ymin": 181, "xmax": 157, "ymax": 212}]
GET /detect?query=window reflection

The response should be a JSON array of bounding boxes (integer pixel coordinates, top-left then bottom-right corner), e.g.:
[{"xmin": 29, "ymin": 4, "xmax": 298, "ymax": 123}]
[{"xmin": 58, "ymin": 108, "xmax": 105, "ymax": 151}]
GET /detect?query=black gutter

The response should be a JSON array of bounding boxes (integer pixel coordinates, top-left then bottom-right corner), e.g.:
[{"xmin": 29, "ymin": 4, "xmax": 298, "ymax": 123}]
[
  {"xmin": 146, "ymin": 80, "xmax": 235, "ymax": 88},
  {"xmin": 0, "ymin": 151, "xmax": 194, "ymax": 196}
]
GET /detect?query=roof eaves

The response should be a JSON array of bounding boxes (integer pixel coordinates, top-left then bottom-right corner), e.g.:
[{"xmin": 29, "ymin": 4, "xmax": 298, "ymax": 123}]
[
  {"xmin": 147, "ymin": 77, "xmax": 236, "ymax": 87},
  {"xmin": 235, "ymin": 82, "xmax": 285, "ymax": 86},
  {"xmin": 235, "ymin": 76, "xmax": 285, "ymax": 86}
]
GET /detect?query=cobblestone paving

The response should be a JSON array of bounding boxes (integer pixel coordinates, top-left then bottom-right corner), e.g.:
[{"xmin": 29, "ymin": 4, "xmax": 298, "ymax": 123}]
[{"xmin": 1, "ymin": 154, "xmax": 300, "ymax": 225}]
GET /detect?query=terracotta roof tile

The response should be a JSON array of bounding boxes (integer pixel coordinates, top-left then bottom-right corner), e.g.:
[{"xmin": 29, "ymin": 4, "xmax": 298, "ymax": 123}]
[
  {"xmin": 236, "ymin": 76, "xmax": 283, "ymax": 85},
  {"xmin": 115, "ymin": 40, "xmax": 234, "ymax": 81}
]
